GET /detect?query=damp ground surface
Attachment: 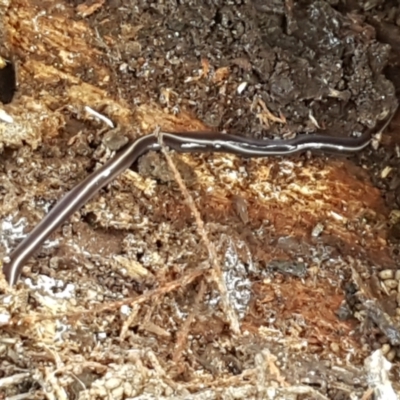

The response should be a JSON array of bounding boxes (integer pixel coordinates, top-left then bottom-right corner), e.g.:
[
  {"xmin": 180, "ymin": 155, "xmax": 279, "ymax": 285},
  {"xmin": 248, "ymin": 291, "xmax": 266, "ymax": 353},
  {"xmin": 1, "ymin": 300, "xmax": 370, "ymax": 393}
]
[{"xmin": 1, "ymin": 0, "xmax": 400, "ymax": 399}]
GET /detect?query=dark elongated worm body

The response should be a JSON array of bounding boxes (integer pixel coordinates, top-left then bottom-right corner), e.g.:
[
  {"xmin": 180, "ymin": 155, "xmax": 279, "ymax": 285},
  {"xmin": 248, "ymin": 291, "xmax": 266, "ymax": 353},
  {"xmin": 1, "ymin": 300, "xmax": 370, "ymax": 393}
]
[{"xmin": 2, "ymin": 112, "xmax": 396, "ymax": 286}]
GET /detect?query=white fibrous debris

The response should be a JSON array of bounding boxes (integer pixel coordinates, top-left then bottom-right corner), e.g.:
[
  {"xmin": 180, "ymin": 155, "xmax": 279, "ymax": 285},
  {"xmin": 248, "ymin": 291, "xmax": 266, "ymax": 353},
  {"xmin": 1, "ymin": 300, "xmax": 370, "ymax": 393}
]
[
  {"xmin": 365, "ymin": 350, "xmax": 397, "ymax": 400},
  {"xmin": 25, "ymin": 275, "xmax": 75, "ymax": 299},
  {"xmin": 84, "ymin": 106, "xmax": 114, "ymax": 128},
  {"xmin": 0, "ymin": 310, "xmax": 11, "ymax": 326},
  {"xmin": 221, "ymin": 237, "xmax": 251, "ymax": 320},
  {"xmin": 0, "ymin": 215, "xmax": 27, "ymax": 253}
]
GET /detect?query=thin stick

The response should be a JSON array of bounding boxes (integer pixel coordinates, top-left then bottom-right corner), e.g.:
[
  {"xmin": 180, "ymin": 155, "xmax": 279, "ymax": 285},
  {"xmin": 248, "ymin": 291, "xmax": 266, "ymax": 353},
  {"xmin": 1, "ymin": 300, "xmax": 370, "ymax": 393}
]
[
  {"xmin": 173, "ymin": 279, "xmax": 206, "ymax": 365},
  {"xmin": 17, "ymin": 268, "xmax": 205, "ymax": 325},
  {"xmin": 158, "ymin": 131, "xmax": 240, "ymax": 335}
]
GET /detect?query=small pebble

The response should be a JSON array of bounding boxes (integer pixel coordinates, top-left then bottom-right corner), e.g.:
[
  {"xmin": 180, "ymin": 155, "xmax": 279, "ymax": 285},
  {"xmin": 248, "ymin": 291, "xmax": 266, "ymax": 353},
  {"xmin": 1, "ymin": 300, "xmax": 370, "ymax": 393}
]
[
  {"xmin": 94, "ymin": 386, "xmax": 107, "ymax": 397},
  {"xmin": 312, "ymin": 223, "xmax": 324, "ymax": 237},
  {"xmin": 111, "ymin": 386, "xmax": 124, "ymax": 400},
  {"xmin": 123, "ymin": 382, "xmax": 134, "ymax": 397},
  {"xmin": 396, "ymin": 308, "xmax": 400, "ymax": 317},
  {"xmin": 379, "ymin": 269, "xmax": 394, "ymax": 280},
  {"xmin": 330, "ymin": 342, "xmax": 340, "ymax": 353},
  {"xmin": 384, "ymin": 279, "xmax": 399, "ymax": 290},
  {"xmin": 86, "ymin": 289, "xmax": 100, "ymax": 301},
  {"xmin": 381, "ymin": 166, "xmax": 392, "ymax": 179},
  {"xmin": 386, "ymin": 349, "xmax": 396, "ymax": 362},
  {"xmin": 395, "ymin": 270, "xmax": 400, "ymax": 281},
  {"xmin": 381, "ymin": 343, "xmax": 391, "ymax": 355},
  {"xmin": 237, "ymin": 81, "xmax": 248, "ymax": 94},
  {"xmin": 397, "ymin": 293, "xmax": 400, "ymax": 306},
  {"xmin": 105, "ymin": 377, "xmax": 121, "ymax": 390}
]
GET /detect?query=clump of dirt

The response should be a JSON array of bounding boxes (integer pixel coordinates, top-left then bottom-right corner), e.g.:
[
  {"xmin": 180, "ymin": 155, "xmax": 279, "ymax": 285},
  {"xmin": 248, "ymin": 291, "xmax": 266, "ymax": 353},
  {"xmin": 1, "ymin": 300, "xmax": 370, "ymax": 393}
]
[{"xmin": 97, "ymin": 0, "xmax": 397, "ymax": 136}]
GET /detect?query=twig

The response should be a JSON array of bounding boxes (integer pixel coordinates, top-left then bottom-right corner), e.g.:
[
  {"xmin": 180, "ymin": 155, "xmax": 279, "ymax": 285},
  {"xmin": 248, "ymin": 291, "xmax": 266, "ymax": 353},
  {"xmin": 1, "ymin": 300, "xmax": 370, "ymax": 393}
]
[
  {"xmin": 6, "ymin": 393, "xmax": 35, "ymax": 400},
  {"xmin": 18, "ymin": 268, "xmax": 205, "ymax": 324},
  {"xmin": 361, "ymin": 388, "xmax": 374, "ymax": 400},
  {"xmin": 0, "ymin": 373, "xmax": 30, "ymax": 388},
  {"xmin": 158, "ymin": 131, "xmax": 240, "ymax": 334},
  {"xmin": 173, "ymin": 279, "xmax": 206, "ymax": 366},
  {"xmin": 277, "ymin": 386, "xmax": 330, "ymax": 400}
]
